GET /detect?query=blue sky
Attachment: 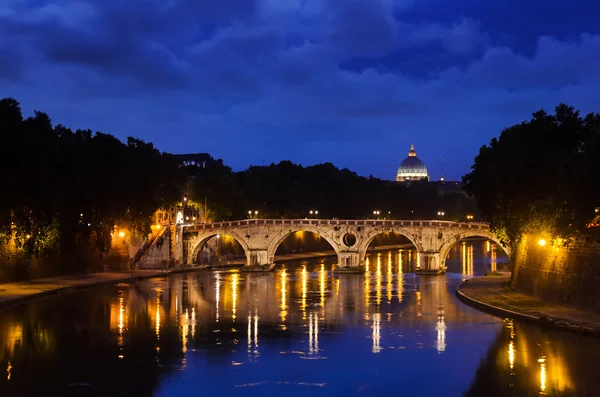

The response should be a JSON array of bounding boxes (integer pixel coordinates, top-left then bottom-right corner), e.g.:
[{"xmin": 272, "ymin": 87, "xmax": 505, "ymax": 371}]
[{"xmin": 1, "ymin": 0, "xmax": 599, "ymax": 181}]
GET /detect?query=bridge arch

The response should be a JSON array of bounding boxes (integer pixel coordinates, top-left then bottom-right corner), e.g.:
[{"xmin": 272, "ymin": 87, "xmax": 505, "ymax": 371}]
[
  {"xmin": 357, "ymin": 228, "xmax": 422, "ymax": 266},
  {"xmin": 266, "ymin": 226, "xmax": 341, "ymax": 264},
  {"xmin": 187, "ymin": 229, "xmax": 250, "ymax": 265},
  {"xmin": 438, "ymin": 230, "xmax": 510, "ymax": 268}
]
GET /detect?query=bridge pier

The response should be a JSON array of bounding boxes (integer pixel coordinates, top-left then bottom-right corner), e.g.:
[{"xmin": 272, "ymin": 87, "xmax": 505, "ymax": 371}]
[
  {"xmin": 333, "ymin": 251, "xmax": 365, "ymax": 274},
  {"xmin": 242, "ymin": 249, "xmax": 275, "ymax": 272},
  {"xmin": 415, "ymin": 252, "xmax": 446, "ymax": 275}
]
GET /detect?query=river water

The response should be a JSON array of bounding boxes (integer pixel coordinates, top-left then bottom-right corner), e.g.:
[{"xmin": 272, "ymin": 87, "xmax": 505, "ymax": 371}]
[{"xmin": 1, "ymin": 240, "xmax": 599, "ymax": 396}]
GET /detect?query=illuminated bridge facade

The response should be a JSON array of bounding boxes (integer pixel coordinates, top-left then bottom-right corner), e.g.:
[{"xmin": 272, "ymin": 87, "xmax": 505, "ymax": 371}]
[{"xmin": 173, "ymin": 219, "xmax": 509, "ymax": 273}]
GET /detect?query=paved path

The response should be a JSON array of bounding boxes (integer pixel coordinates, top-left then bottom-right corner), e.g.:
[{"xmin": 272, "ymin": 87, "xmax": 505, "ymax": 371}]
[
  {"xmin": 0, "ymin": 269, "xmax": 195, "ymax": 308},
  {"xmin": 457, "ymin": 273, "xmax": 600, "ymax": 335}
]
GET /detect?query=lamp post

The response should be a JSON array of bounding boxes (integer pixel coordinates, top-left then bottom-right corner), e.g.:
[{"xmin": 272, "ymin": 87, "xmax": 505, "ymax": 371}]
[
  {"xmin": 373, "ymin": 210, "xmax": 381, "ymax": 219},
  {"xmin": 466, "ymin": 214, "xmax": 474, "ymax": 222},
  {"xmin": 309, "ymin": 210, "xmax": 319, "ymax": 219},
  {"xmin": 437, "ymin": 211, "xmax": 445, "ymax": 220}
]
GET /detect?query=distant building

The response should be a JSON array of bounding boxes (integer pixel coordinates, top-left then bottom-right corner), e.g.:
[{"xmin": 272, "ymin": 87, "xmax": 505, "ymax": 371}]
[
  {"xmin": 396, "ymin": 144, "xmax": 429, "ymax": 182},
  {"xmin": 173, "ymin": 153, "xmax": 213, "ymax": 168}
]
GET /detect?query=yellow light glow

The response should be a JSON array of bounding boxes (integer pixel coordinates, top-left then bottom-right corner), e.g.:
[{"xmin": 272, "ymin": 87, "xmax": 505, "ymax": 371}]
[
  {"xmin": 215, "ymin": 273, "xmax": 221, "ymax": 322},
  {"xmin": 280, "ymin": 269, "xmax": 287, "ymax": 323},
  {"xmin": 301, "ymin": 266, "xmax": 307, "ymax": 320},
  {"xmin": 387, "ymin": 253, "xmax": 392, "ymax": 304},
  {"xmin": 365, "ymin": 259, "xmax": 371, "ymax": 309},
  {"xmin": 118, "ymin": 231, "xmax": 125, "ymax": 238},
  {"xmin": 181, "ymin": 309, "xmax": 189, "ymax": 354},
  {"xmin": 397, "ymin": 251, "xmax": 404, "ymax": 303},
  {"xmin": 508, "ymin": 341, "xmax": 515, "ymax": 370},
  {"xmin": 540, "ymin": 357, "xmax": 547, "ymax": 392},
  {"xmin": 6, "ymin": 361, "xmax": 12, "ymax": 381},
  {"xmin": 191, "ymin": 307, "xmax": 196, "ymax": 338},
  {"xmin": 118, "ymin": 296, "xmax": 125, "ymax": 345},
  {"xmin": 319, "ymin": 264, "xmax": 326, "ymax": 308},
  {"xmin": 538, "ymin": 239, "xmax": 547, "ymax": 247},
  {"xmin": 376, "ymin": 256, "xmax": 382, "ymax": 306},
  {"xmin": 232, "ymin": 273, "xmax": 238, "ymax": 321}
]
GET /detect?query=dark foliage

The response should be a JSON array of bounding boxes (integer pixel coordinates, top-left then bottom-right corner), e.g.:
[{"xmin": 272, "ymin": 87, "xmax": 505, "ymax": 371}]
[
  {"xmin": 190, "ymin": 159, "xmax": 477, "ymax": 221},
  {"xmin": 0, "ymin": 97, "xmax": 185, "ymax": 261},
  {"xmin": 463, "ymin": 104, "xmax": 600, "ymax": 247}
]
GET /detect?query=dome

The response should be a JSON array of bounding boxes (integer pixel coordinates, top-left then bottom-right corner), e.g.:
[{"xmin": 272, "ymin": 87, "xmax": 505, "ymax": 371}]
[{"xmin": 396, "ymin": 144, "xmax": 429, "ymax": 182}]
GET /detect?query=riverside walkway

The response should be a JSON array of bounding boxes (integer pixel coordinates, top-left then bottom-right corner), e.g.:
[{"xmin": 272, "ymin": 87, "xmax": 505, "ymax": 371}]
[
  {"xmin": 457, "ymin": 273, "xmax": 600, "ymax": 335},
  {"xmin": 0, "ymin": 269, "xmax": 182, "ymax": 308}
]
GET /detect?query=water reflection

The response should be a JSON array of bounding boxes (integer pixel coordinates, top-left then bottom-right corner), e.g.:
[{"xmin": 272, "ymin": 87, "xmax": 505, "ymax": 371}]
[{"xmin": 1, "ymin": 241, "xmax": 598, "ymax": 396}]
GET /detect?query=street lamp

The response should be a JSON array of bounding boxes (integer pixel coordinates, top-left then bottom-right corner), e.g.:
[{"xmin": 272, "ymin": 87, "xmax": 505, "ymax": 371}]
[
  {"xmin": 309, "ymin": 210, "xmax": 319, "ymax": 219},
  {"xmin": 466, "ymin": 214, "xmax": 474, "ymax": 222},
  {"xmin": 437, "ymin": 211, "xmax": 445, "ymax": 219},
  {"xmin": 373, "ymin": 210, "xmax": 381, "ymax": 219}
]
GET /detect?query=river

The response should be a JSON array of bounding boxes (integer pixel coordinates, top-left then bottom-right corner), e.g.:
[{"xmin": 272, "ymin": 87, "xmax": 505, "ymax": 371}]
[{"xmin": 0, "ymin": 240, "xmax": 599, "ymax": 396}]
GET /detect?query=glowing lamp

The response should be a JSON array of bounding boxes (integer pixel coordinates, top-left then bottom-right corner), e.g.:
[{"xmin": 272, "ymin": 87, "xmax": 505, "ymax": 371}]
[
  {"xmin": 538, "ymin": 239, "xmax": 547, "ymax": 247},
  {"xmin": 118, "ymin": 231, "xmax": 125, "ymax": 238}
]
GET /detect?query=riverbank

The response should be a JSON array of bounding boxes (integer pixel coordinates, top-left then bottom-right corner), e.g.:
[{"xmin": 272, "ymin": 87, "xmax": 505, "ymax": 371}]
[
  {"xmin": 0, "ymin": 244, "xmax": 412, "ymax": 308},
  {"xmin": 0, "ymin": 267, "xmax": 203, "ymax": 309},
  {"xmin": 456, "ymin": 273, "xmax": 600, "ymax": 336}
]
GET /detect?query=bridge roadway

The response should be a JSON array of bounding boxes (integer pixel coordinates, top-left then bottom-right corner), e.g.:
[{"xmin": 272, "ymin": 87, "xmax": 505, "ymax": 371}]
[{"xmin": 173, "ymin": 219, "xmax": 509, "ymax": 274}]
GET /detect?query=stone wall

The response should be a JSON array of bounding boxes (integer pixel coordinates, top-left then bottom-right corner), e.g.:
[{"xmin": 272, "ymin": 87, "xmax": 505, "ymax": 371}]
[
  {"xmin": 511, "ymin": 235, "xmax": 600, "ymax": 311},
  {"xmin": 137, "ymin": 227, "xmax": 171, "ymax": 269}
]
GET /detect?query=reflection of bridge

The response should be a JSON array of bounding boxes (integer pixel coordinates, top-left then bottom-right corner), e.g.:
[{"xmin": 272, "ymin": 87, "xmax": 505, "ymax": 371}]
[{"xmin": 174, "ymin": 219, "xmax": 509, "ymax": 273}]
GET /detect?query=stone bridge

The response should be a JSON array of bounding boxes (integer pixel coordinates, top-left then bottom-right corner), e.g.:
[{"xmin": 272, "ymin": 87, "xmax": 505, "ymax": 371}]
[{"xmin": 173, "ymin": 219, "xmax": 509, "ymax": 274}]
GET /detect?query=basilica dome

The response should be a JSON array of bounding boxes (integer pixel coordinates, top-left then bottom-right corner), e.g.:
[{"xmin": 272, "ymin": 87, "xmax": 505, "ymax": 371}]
[{"xmin": 396, "ymin": 144, "xmax": 429, "ymax": 182}]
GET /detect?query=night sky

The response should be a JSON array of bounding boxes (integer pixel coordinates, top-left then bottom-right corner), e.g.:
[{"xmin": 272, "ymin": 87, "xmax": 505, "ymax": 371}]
[{"xmin": 2, "ymin": 1, "xmax": 599, "ymax": 181}]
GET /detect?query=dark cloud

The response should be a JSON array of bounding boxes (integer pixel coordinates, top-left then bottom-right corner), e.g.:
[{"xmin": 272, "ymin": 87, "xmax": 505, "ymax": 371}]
[
  {"xmin": 327, "ymin": 0, "xmax": 398, "ymax": 56},
  {"xmin": 1, "ymin": 0, "xmax": 600, "ymax": 180},
  {"xmin": 0, "ymin": 44, "xmax": 25, "ymax": 82}
]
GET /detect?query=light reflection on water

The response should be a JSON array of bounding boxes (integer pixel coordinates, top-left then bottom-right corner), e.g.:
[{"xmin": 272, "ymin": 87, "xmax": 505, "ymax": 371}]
[{"xmin": 0, "ymin": 240, "xmax": 599, "ymax": 396}]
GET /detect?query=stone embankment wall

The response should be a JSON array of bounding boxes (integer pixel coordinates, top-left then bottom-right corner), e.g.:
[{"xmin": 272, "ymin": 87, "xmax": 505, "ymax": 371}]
[
  {"xmin": 511, "ymin": 235, "xmax": 600, "ymax": 311},
  {"xmin": 137, "ymin": 227, "xmax": 171, "ymax": 269}
]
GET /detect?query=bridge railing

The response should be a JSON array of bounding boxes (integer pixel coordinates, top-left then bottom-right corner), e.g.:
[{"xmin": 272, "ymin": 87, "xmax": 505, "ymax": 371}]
[{"xmin": 181, "ymin": 219, "xmax": 490, "ymax": 231}]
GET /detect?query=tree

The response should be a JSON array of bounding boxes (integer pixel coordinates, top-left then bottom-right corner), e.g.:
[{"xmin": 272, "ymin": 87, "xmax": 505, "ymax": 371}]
[
  {"xmin": 463, "ymin": 104, "xmax": 600, "ymax": 248},
  {"xmin": 0, "ymin": 97, "xmax": 185, "ymax": 276}
]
